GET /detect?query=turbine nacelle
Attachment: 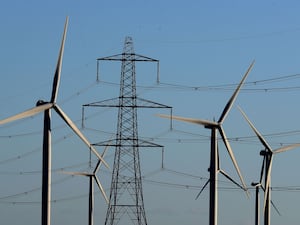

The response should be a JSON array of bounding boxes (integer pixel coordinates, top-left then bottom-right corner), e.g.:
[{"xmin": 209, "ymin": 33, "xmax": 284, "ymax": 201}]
[
  {"xmin": 36, "ymin": 100, "xmax": 48, "ymax": 106},
  {"xmin": 204, "ymin": 123, "xmax": 220, "ymax": 129},
  {"xmin": 259, "ymin": 149, "xmax": 272, "ymax": 156},
  {"xmin": 251, "ymin": 182, "xmax": 262, "ymax": 187}
]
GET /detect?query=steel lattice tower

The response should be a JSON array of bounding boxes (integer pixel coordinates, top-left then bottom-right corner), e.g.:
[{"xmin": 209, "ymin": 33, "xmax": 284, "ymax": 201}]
[{"xmin": 83, "ymin": 37, "xmax": 171, "ymax": 225}]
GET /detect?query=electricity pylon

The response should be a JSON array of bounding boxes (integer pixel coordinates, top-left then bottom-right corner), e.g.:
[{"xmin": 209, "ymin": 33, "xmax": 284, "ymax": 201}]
[{"xmin": 83, "ymin": 36, "xmax": 171, "ymax": 225}]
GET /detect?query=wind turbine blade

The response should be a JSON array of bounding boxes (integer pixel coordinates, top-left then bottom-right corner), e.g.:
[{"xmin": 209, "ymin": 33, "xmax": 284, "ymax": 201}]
[
  {"xmin": 50, "ymin": 16, "xmax": 69, "ymax": 103},
  {"xmin": 219, "ymin": 169, "xmax": 247, "ymax": 192},
  {"xmin": 238, "ymin": 106, "xmax": 273, "ymax": 152},
  {"xmin": 273, "ymin": 143, "xmax": 300, "ymax": 154},
  {"xmin": 60, "ymin": 171, "xmax": 91, "ymax": 177},
  {"xmin": 271, "ymin": 199, "xmax": 281, "ymax": 216},
  {"xmin": 94, "ymin": 142, "xmax": 111, "ymax": 174},
  {"xmin": 94, "ymin": 176, "xmax": 109, "ymax": 204},
  {"xmin": 260, "ymin": 176, "xmax": 281, "ymax": 216},
  {"xmin": 156, "ymin": 114, "xmax": 218, "ymax": 127},
  {"xmin": 263, "ymin": 156, "xmax": 273, "ymax": 212},
  {"xmin": 53, "ymin": 105, "xmax": 109, "ymax": 169},
  {"xmin": 218, "ymin": 60, "xmax": 255, "ymax": 124},
  {"xmin": 195, "ymin": 179, "xmax": 210, "ymax": 200},
  {"xmin": 0, "ymin": 103, "xmax": 53, "ymax": 125},
  {"xmin": 218, "ymin": 126, "xmax": 248, "ymax": 195}
]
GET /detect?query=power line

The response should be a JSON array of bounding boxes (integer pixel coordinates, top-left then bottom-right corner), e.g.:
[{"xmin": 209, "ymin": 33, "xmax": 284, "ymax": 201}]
[
  {"xmin": 99, "ymin": 72, "xmax": 300, "ymax": 93},
  {"xmin": 2, "ymin": 171, "xmax": 300, "ymax": 205},
  {"xmin": 1, "ymin": 72, "xmax": 300, "ymax": 206},
  {"xmin": 0, "ymin": 133, "xmax": 75, "ymax": 165},
  {"xmin": 1, "ymin": 125, "xmax": 299, "ymax": 166}
]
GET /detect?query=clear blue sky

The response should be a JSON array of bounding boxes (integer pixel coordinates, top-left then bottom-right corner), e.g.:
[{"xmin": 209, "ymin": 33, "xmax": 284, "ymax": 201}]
[{"xmin": 1, "ymin": 1, "xmax": 300, "ymax": 225}]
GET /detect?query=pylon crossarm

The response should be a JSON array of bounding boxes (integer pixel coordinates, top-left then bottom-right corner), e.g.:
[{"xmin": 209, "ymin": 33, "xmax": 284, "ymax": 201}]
[{"xmin": 97, "ymin": 53, "xmax": 158, "ymax": 62}]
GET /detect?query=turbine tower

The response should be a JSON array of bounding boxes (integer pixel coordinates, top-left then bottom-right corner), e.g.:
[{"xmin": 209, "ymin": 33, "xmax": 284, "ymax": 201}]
[{"xmin": 83, "ymin": 36, "xmax": 171, "ymax": 225}]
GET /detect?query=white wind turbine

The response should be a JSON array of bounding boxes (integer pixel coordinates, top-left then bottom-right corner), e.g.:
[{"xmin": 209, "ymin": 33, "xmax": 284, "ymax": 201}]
[
  {"xmin": 251, "ymin": 182, "xmax": 262, "ymax": 225},
  {"xmin": 238, "ymin": 107, "xmax": 300, "ymax": 225},
  {"xmin": 251, "ymin": 163, "xmax": 281, "ymax": 225},
  {"xmin": 0, "ymin": 17, "xmax": 109, "ymax": 225},
  {"xmin": 62, "ymin": 144, "xmax": 110, "ymax": 225},
  {"xmin": 157, "ymin": 61, "xmax": 255, "ymax": 225}
]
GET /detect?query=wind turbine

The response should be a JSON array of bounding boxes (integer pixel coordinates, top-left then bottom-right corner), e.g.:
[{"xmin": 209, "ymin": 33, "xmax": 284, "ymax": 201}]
[
  {"xmin": 251, "ymin": 152, "xmax": 270, "ymax": 225},
  {"xmin": 251, "ymin": 152, "xmax": 281, "ymax": 225},
  {"xmin": 251, "ymin": 163, "xmax": 277, "ymax": 225},
  {"xmin": 238, "ymin": 107, "xmax": 300, "ymax": 225},
  {"xmin": 157, "ymin": 61, "xmax": 255, "ymax": 225},
  {"xmin": 62, "ymin": 144, "xmax": 110, "ymax": 225},
  {"xmin": 251, "ymin": 181, "xmax": 281, "ymax": 225},
  {"xmin": 251, "ymin": 182, "xmax": 262, "ymax": 225},
  {"xmin": 0, "ymin": 17, "xmax": 109, "ymax": 225}
]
